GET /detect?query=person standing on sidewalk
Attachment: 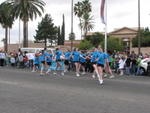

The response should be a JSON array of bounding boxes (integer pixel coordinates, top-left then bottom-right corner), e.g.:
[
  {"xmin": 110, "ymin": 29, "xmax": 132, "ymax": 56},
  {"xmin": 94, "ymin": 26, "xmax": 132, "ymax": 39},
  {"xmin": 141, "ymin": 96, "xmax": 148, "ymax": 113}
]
[{"xmin": 0, "ymin": 50, "xmax": 6, "ymax": 67}]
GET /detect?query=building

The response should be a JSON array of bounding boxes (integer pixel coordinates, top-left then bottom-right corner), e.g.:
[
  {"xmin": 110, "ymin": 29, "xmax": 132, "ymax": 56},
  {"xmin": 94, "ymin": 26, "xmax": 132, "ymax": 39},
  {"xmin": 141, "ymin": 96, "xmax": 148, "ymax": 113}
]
[{"xmin": 109, "ymin": 27, "xmax": 139, "ymax": 52}]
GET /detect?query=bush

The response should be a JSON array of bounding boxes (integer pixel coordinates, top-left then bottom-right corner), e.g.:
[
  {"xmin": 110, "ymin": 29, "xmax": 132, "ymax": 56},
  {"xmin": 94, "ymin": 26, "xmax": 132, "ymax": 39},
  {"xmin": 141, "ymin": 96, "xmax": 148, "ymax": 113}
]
[
  {"xmin": 78, "ymin": 40, "xmax": 93, "ymax": 50},
  {"xmin": 101, "ymin": 37, "xmax": 124, "ymax": 51},
  {"xmin": 86, "ymin": 32, "xmax": 104, "ymax": 47}
]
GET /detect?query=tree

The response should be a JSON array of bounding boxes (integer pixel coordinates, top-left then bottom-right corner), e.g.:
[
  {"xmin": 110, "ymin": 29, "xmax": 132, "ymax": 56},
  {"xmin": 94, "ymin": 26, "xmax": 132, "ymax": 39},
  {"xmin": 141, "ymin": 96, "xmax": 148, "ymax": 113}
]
[
  {"xmin": 57, "ymin": 26, "xmax": 61, "ymax": 45},
  {"xmin": 9, "ymin": 0, "xmax": 45, "ymax": 47},
  {"xmin": 86, "ymin": 32, "xmax": 104, "ymax": 47},
  {"xmin": 101, "ymin": 37, "xmax": 124, "ymax": 52},
  {"xmin": 74, "ymin": 1, "xmax": 83, "ymax": 39},
  {"xmin": 74, "ymin": 0, "xmax": 94, "ymax": 39},
  {"xmin": 79, "ymin": 40, "xmax": 92, "ymax": 50},
  {"xmin": 0, "ymin": 2, "xmax": 14, "ymax": 52},
  {"xmin": 81, "ymin": 13, "xmax": 94, "ymax": 38},
  {"xmin": 34, "ymin": 14, "xmax": 57, "ymax": 48},
  {"xmin": 132, "ymin": 27, "xmax": 150, "ymax": 47},
  {"xmin": 61, "ymin": 14, "xmax": 65, "ymax": 45}
]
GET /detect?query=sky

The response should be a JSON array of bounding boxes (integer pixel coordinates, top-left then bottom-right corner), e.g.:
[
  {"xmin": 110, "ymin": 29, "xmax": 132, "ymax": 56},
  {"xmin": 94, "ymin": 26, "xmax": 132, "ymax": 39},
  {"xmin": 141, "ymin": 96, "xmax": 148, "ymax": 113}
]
[{"xmin": 0, "ymin": 0, "xmax": 150, "ymax": 47}]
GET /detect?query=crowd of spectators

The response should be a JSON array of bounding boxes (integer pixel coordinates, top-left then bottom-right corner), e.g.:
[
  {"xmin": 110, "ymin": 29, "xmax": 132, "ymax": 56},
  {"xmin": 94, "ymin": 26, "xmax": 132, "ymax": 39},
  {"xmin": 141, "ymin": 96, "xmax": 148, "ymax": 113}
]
[{"xmin": 0, "ymin": 49, "xmax": 150, "ymax": 76}]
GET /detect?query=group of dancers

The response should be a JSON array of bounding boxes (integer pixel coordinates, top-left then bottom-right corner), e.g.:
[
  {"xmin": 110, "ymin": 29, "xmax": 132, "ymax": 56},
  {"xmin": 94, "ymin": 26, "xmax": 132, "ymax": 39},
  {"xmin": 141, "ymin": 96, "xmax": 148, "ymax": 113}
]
[{"xmin": 32, "ymin": 47, "xmax": 115, "ymax": 85}]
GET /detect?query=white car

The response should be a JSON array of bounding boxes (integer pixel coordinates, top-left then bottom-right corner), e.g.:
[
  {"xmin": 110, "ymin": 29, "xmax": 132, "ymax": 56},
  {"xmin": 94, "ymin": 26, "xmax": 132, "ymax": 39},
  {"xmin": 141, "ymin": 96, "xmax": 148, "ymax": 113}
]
[{"xmin": 140, "ymin": 58, "xmax": 150, "ymax": 75}]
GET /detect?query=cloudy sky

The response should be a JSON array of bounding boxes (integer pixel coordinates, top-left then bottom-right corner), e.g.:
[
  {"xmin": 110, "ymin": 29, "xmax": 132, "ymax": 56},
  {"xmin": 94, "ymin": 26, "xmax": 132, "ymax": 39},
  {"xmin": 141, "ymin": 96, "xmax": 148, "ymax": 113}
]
[{"xmin": 0, "ymin": 0, "xmax": 150, "ymax": 47}]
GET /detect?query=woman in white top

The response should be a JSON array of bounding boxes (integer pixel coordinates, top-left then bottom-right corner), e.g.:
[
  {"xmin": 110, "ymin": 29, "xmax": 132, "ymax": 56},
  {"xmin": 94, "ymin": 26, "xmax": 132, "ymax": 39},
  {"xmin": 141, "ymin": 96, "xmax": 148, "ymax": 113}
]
[{"xmin": 119, "ymin": 56, "xmax": 126, "ymax": 76}]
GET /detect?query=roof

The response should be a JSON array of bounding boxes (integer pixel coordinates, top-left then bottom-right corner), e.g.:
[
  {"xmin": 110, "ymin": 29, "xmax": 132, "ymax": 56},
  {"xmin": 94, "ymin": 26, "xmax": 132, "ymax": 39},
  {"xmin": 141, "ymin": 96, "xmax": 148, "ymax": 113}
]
[{"xmin": 109, "ymin": 27, "xmax": 138, "ymax": 35}]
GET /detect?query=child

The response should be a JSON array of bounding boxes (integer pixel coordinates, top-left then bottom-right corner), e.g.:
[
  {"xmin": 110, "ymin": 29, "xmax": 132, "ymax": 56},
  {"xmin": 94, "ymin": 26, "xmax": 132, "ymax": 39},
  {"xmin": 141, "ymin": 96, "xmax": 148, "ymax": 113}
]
[
  {"xmin": 10, "ymin": 54, "xmax": 16, "ymax": 67},
  {"xmin": 119, "ymin": 56, "xmax": 126, "ymax": 76}
]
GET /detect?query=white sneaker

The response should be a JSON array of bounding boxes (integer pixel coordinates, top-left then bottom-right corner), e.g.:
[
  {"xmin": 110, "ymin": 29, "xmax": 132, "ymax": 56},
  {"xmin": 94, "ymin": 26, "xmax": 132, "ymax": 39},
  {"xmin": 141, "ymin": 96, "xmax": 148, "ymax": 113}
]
[
  {"xmin": 99, "ymin": 79, "xmax": 104, "ymax": 85},
  {"xmin": 40, "ymin": 73, "xmax": 44, "ymax": 76},
  {"xmin": 104, "ymin": 74, "xmax": 108, "ymax": 78},
  {"xmin": 76, "ymin": 73, "xmax": 80, "ymax": 77},
  {"xmin": 81, "ymin": 72, "xmax": 86, "ymax": 75},
  {"xmin": 64, "ymin": 69, "xmax": 67, "ymax": 73},
  {"xmin": 61, "ymin": 72, "xmax": 64, "ymax": 76},
  {"xmin": 46, "ymin": 70, "xmax": 51, "ymax": 74},
  {"xmin": 32, "ymin": 70, "xmax": 35, "ymax": 72},
  {"xmin": 92, "ymin": 75, "xmax": 95, "ymax": 79},
  {"xmin": 120, "ymin": 72, "xmax": 123, "ymax": 76},
  {"xmin": 53, "ymin": 72, "xmax": 57, "ymax": 75},
  {"xmin": 109, "ymin": 75, "xmax": 115, "ymax": 79}
]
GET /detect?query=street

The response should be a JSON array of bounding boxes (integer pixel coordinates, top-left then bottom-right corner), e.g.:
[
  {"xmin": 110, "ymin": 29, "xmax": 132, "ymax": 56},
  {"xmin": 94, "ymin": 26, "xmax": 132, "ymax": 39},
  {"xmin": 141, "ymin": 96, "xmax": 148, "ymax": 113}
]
[{"xmin": 0, "ymin": 68, "xmax": 150, "ymax": 113}]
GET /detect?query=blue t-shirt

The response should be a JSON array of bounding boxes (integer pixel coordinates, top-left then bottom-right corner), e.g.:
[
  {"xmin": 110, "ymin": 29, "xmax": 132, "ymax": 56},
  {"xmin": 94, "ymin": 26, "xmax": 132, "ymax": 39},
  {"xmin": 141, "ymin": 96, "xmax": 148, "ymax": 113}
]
[
  {"xmin": 39, "ymin": 55, "xmax": 45, "ymax": 62},
  {"xmin": 44, "ymin": 51, "xmax": 48, "ymax": 57},
  {"xmin": 64, "ymin": 52, "xmax": 71, "ymax": 61},
  {"xmin": 97, "ymin": 52, "xmax": 107, "ymax": 65},
  {"xmin": 56, "ymin": 50, "xmax": 62, "ymax": 60},
  {"xmin": 80, "ymin": 53, "xmax": 86, "ymax": 63},
  {"xmin": 72, "ymin": 51, "xmax": 80, "ymax": 62},
  {"xmin": 104, "ymin": 53, "xmax": 110, "ymax": 62},
  {"xmin": 91, "ymin": 51, "xmax": 99, "ymax": 63},
  {"xmin": 33, "ymin": 56, "xmax": 39, "ymax": 64},
  {"xmin": 46, "ymin": 54, "xmax": 53, "ymax": 62}
]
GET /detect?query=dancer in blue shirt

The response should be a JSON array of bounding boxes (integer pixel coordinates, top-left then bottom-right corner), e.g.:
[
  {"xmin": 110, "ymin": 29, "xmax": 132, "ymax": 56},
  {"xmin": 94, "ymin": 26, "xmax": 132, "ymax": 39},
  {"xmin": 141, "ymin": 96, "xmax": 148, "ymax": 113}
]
[
  {"xmin": 79, "ymin": 50, "xmax": 86, "ymax": 75},
  {"xmin": 32, "ymin": 53, "xmax": 39, "ymax": 72},
  {"xmin": 46, "ymin": 50, "xmax": 53, "ymax": 74},
  {"xmin": 55, "ymin": 48, "xmax": 64, "ymax": 76},
  {"xmin": 96, "ymin": 48, "xmax": 107, "ymax": 85},
  {"xmin": 72, "ymin": 48, "xmax": 81, "ymax": 77},
  {"xmin": 64, "ymin": 49, "xmax": 71, "ymax": 72}
]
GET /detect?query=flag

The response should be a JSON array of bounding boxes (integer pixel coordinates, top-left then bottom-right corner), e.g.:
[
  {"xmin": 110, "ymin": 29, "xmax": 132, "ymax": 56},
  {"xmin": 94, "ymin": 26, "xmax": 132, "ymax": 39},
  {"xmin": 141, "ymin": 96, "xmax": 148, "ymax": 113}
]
[{"xmin": 100, "ymin": 0, "xmax": 106, "ymax": 24}]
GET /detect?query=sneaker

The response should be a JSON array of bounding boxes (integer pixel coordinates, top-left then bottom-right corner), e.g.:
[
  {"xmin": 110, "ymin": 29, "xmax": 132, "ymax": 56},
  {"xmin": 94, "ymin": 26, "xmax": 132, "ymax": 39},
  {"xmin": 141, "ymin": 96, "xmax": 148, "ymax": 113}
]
[
  {"xmin": 64, "ymin": 69, "xmax": 67, "ymax": 73},
  {"xmin": 92, "ymin": 74, "xmax": 96, "ymax": 79},
  {"xmin": 46, "ymin": 70, "xmax": 51, "ymax": 74},
  {"xmin": 104, "ymin": 74, "xmax": 108, "ymax": 78},
  {"xmin": 61, "ymin": 72, "xmax": 64, "ymax": 76},
  {"xmin": 99, "ymin": 79, "xmax": 104, "ymax": 85},
  {"xmin": 81, "ymin": 72, "xmax": 86, "ymax": 75},
  {"xmin": 40, "ymin": 73, "xmax": 44, "ymax": 76},
  {"xmin": 109, "ymin": 75, "xmax": 115, "ymax": 79},
  {"xmin": 32, "ymin": 70, "xmax": 35, "ymax": 72},
  {"xmin": 76, "ymin": 73, "xmax": 80, "ymax": 77},
  {"xmin": 53, "ymin": 72, "xmax": 57, "ymax": 75},
  {"xmin": 120, "ymin": 72, "xmax": 123, "ymax": 76}
]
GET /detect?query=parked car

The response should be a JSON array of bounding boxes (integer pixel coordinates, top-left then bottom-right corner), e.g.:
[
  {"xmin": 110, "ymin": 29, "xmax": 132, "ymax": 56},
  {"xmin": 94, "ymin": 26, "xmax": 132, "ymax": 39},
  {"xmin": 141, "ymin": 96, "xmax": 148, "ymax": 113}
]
[{"xmin": 140, "ymin": 58, "xmax": 150, "ymax": 75}]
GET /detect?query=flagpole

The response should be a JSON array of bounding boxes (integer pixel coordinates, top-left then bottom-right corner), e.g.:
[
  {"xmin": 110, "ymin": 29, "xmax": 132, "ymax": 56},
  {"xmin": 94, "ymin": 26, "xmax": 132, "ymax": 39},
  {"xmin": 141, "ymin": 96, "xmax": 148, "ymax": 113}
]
[
  {"xmin": 104, "ymin": 0, "xmax": 107, "ymax": 53},
  {"xmin": 19, "ymin": 19, "xmax": 21, "ymax": 48}
]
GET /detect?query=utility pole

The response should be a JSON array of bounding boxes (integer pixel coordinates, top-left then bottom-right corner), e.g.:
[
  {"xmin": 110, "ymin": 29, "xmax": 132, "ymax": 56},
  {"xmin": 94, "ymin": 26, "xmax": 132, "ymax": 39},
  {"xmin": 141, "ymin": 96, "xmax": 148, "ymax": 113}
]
[
  {"xmin": 70, "ymin": 0, "xmax": 74, "ymax": 50},
  {"xmin": 138, "ymin": 0, "xmax": 141, "ymax": 55}
]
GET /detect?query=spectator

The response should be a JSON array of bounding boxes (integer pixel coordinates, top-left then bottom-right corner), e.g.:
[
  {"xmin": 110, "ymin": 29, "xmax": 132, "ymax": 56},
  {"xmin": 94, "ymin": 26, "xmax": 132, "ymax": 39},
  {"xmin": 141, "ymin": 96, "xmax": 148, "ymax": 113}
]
[{"xmin": 125, "ymin": 55, "xmax": 131, "ymax": 75}]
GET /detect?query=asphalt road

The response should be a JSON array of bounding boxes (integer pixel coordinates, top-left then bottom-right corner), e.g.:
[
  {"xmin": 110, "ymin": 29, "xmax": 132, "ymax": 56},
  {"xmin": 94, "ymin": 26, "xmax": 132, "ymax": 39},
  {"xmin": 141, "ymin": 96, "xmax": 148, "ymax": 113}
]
[{"xmin": 0, "ymin": 67, "xmax": 150, "ymax": 113}]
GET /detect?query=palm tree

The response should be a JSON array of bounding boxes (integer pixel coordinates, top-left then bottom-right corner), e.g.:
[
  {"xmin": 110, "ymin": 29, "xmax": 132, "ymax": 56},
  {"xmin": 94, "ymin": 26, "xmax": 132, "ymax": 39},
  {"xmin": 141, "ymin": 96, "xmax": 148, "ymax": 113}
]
[
  {"xmin": 0, "ymin": 2, "xmax": 14, "ymax": 52},
  {"xmin": 9, "ymin": 0, "xmax": 45, "ymax": 47},
  {"xmin": 74, "ymin": 1, "xmax": 83, "ymax": 40},
  {"xmin": 82, "ymin": 13, "xmax": 94, "ymax": 38},
  {"xmin": 74, "ymin": 0, "xmax": 93, "ymax": 40},
  {"xmin": 82, "ymin": 0, "xmax": 91, "ymax": 13}
]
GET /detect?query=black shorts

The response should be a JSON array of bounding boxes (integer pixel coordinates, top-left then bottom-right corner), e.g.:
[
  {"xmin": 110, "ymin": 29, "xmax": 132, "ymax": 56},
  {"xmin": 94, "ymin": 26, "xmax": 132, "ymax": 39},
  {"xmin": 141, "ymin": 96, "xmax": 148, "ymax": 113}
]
[
  {"xmin": 97, "ymin": 64, "xmax": 104, "ymax": 68},
  {"xmin": 34, "ymin": 64, "xmax": 39, "ymax": 67},
  {"xmin": 64, "ymin": 60, "xmax": 69, "ymax": 65},
  {"xmin": 56, "ymin": 59, "xmax": 62, "ymax": 62},
  {"xmin": 80, "ymin": 62, "xmax": 85, "ymax": 66},
  {"xmin": 41, "ymin": 61, "xmax": 45, "ymax": 64},
  {"xmin": 47, "ymin": 62, "xmax": 51, "ymax": 66},
  {"xmin": 92, "ymin": 62, "xmax": 97, "ymax": 65},
  {"xmin": 74, "ymin": 61, "xmax": 79, "ymax": 63}
]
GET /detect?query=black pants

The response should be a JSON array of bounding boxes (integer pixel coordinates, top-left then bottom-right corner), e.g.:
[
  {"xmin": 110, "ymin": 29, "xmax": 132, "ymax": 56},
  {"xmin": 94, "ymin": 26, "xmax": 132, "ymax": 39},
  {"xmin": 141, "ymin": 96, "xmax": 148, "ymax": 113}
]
[{"xmin": 0, "ymin": 59, "xmax": 5, "ymax": 66}]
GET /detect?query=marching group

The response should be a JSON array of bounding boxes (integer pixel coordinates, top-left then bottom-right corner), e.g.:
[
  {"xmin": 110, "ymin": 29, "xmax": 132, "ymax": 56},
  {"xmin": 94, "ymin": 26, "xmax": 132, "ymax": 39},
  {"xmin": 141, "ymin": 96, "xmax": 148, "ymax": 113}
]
[{"xmin": 0, "ymin": 48, "xmax": 150, "ymax": 85}]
